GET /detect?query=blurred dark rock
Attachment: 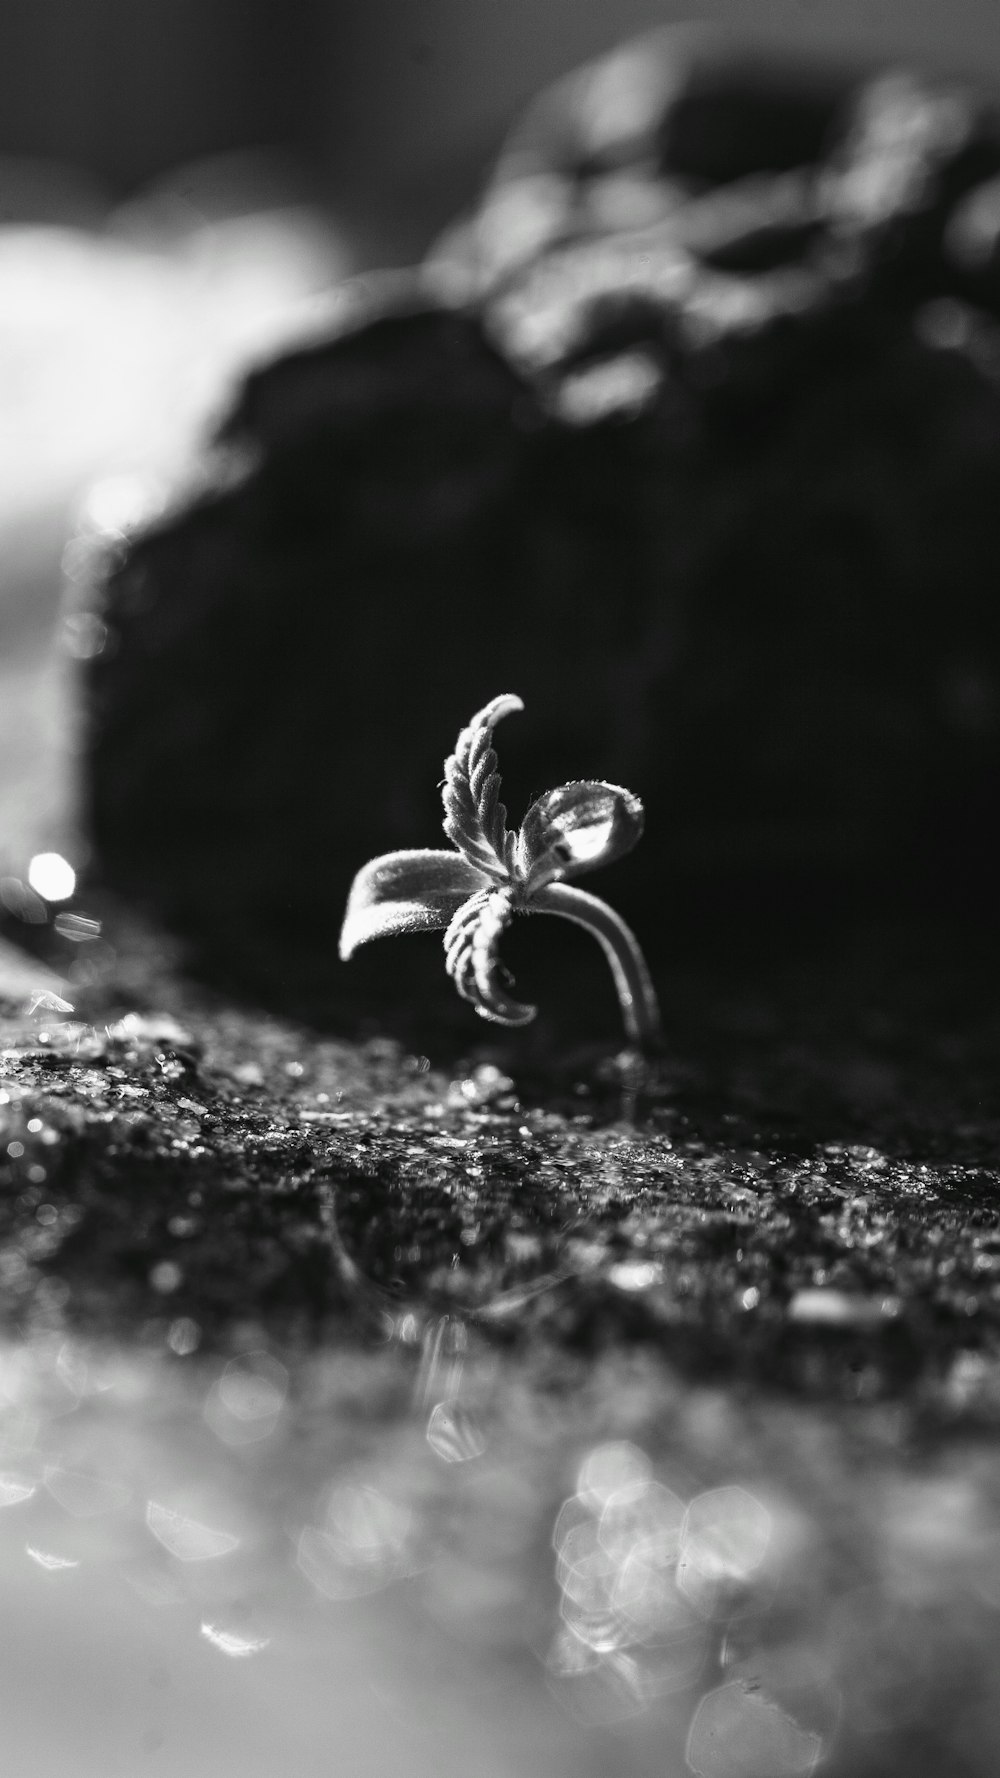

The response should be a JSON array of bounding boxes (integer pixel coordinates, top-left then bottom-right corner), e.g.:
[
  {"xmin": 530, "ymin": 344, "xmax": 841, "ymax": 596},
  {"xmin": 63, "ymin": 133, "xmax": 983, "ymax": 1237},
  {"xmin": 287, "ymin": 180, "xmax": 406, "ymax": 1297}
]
[{"xmin": 78, "ymin": 30, "xmax": 1000, "ymax": 1028}]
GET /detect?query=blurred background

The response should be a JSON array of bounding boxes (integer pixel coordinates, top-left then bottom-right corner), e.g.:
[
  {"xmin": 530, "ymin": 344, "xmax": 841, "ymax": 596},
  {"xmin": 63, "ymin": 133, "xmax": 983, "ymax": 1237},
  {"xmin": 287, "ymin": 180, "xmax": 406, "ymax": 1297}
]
[
  {"xmin": 3, "ymin": 0, "xmax": 1000, "ymax": 886},
  {"xmin": 5, "ymin": 0, "xmax": 1000, "ymax": 259}
]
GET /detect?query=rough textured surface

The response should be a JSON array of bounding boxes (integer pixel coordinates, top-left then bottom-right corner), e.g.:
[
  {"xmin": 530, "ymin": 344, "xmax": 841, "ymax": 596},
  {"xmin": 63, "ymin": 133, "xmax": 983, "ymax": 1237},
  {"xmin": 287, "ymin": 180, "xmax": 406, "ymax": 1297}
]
[
  {"xmin": 3, "ymin": 909, "xmax": 1000, "ymax": 1393},
  {"xmin": 75, "ymin": 34, "xmax": 1000, "ymax": 1021},
  {"xmin": 2, "ymin": 918, "xmax": 1000, "ymax": 1775}
]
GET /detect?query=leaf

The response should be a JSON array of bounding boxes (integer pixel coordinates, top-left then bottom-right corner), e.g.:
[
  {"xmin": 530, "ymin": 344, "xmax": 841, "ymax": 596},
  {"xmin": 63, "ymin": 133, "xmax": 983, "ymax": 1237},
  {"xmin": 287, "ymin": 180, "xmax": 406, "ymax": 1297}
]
[
  {"xmin": 339, "ymin": 850, "xmax": 492, "ymax": 960},
  {"xmin": 443, "ymin": 888, "xmax": 536, "ymax": 1026},
  {"xmin": 516, "ymin": 781, "xmax": 645, "ymax": 888},
  {"xmin": 441, "ymin": 694, "xmax": 523, "ymax": 877}
]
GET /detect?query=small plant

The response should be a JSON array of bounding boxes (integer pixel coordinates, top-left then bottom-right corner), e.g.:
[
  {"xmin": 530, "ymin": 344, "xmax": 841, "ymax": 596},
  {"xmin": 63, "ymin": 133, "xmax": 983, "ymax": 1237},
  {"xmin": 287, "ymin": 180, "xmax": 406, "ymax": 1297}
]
[{"xmin": 339, "ymin": 694, "xmax": 661, "ymax": 1046}]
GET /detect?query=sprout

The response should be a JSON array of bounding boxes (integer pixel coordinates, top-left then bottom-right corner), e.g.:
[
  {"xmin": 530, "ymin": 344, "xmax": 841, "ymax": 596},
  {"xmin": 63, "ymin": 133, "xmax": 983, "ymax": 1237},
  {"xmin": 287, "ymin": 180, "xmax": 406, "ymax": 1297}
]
[{"xmin": 340, "ymin": 694, "xmax": 661, "ymax": 1047}]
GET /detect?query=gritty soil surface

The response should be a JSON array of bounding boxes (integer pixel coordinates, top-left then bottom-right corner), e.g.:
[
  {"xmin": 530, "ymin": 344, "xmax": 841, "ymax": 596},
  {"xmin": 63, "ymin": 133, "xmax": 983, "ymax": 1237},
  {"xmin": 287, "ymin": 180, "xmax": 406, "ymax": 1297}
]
[{"xmin": 2, "ymin": 911, "xmax": 1000, "ymax": 1399}]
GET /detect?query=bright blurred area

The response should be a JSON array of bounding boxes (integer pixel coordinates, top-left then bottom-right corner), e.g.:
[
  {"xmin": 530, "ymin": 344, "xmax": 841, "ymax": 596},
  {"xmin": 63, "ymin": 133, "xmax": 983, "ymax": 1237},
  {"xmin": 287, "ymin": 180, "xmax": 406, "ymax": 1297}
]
[
  {"xmin": 4, "ymin": 1319, "xmax": 1000, "ymax": 1778},
  {"xmin": 0, "ymin": 159, "xmax": 350, "ymax": 877}
]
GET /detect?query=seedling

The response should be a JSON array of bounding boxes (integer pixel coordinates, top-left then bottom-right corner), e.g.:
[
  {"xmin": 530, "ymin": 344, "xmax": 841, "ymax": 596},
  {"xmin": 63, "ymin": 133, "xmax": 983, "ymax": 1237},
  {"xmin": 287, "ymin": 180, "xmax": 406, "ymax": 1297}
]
[{"xmin": 339, "ymin": 694, "xmax": 661, "ymax": 1046}]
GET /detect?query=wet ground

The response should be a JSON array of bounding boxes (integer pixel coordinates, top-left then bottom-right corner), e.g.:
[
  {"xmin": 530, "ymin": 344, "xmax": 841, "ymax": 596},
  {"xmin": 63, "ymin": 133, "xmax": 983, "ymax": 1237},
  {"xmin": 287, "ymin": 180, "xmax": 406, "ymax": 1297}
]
[{"xmin": 2, "ymin": 914, "xmax": 1000, "ymax": 1776}]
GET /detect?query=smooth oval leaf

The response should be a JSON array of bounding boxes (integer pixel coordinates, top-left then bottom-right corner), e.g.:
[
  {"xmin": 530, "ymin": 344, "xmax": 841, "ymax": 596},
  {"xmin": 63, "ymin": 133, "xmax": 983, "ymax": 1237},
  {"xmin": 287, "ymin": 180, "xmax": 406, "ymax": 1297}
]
[
  {"xmin": 516, "ymin": 781, "xmax": 644, "ymax": 888},
  {"xmin": 339, "ymin": 850, "xmax": 492, "ymax": 959}
]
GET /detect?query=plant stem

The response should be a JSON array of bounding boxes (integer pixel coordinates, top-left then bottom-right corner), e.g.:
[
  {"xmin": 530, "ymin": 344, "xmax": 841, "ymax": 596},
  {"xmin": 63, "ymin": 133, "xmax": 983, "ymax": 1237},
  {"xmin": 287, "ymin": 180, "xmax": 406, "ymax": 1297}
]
[{"xmin": 527, "ymin": 882, "xmax": 662, "ymax": 1047}]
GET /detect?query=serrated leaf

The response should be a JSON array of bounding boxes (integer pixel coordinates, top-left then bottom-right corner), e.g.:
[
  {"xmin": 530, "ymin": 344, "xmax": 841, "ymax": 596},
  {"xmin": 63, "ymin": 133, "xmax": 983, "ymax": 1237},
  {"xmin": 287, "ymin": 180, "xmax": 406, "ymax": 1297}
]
[
  {"xmin": 443, "ymin": 887, "xmax": 536, "ymax": 1026},
  {"xmin": 339, "ymin": 850, "xmax": 492, "ymax": 960},
  {"xmin": 516, "ymin": 781, "xmax": 644, "ymax": 888},
  {"xmin": 441, "ymin": 694, "xmax": 523, "ymax": 876}
]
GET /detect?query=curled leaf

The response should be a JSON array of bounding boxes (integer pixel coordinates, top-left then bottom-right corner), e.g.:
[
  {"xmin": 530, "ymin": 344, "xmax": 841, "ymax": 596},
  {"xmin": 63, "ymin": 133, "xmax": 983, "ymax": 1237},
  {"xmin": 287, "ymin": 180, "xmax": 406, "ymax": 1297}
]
[
  {"xmin": 444, "ymin": 888, "xmax": 536, "ymax": 1026},
  {"xmin": 339, "ymin": 850, "xmax": 491, "ymax": 960},
  {"xmin": 441, "ymin": 694, "xmax": 523, "ymax": 878},
  {"xmin": 515, "ymin": 781, "xmax": 644, "ymax": 889}
]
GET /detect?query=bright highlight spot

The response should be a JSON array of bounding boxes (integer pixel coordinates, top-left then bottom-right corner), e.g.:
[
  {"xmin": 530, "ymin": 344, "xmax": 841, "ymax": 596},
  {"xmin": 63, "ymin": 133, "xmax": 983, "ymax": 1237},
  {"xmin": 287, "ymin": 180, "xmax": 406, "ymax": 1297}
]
[
  {"xmin": 27, "ymin": 854, "xmax": 76, "ymax": 903},
  {"xmin": 81, "ymin": 470, "xmax": 162, "ymax": 539},
  {"xmin": 23, "ymin": 991, "xmax": 75, "ymax": 1017},
  {"xmin": 0, "ymin": 1474, "xmax": 35, "ymax": 1507},
  {"xmin": 547, "ymin": 1444, "xmax": 705, "ymax": 1717},
  {"xmin": 201, "ymin": 1623, "xmax": 270, "ymax": 1658},
  {"xmin": 26, "ymin": 1546, "xmax": 79, "ymax": 1571}
]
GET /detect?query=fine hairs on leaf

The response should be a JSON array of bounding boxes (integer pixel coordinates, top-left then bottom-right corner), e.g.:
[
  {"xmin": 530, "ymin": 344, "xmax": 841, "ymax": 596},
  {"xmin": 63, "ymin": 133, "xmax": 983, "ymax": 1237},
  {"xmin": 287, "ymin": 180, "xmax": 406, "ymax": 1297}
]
[
  {"xmin": 340, "ymin": 694, "xmax": 661, "ymax": 1047},
  {"xmin": 441, "ymin": 693, "xmax": 522, "ymax": 879},
  {"xmin": 444, "ymin": 885, "xmax": 535, "ymax": 1026}
]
